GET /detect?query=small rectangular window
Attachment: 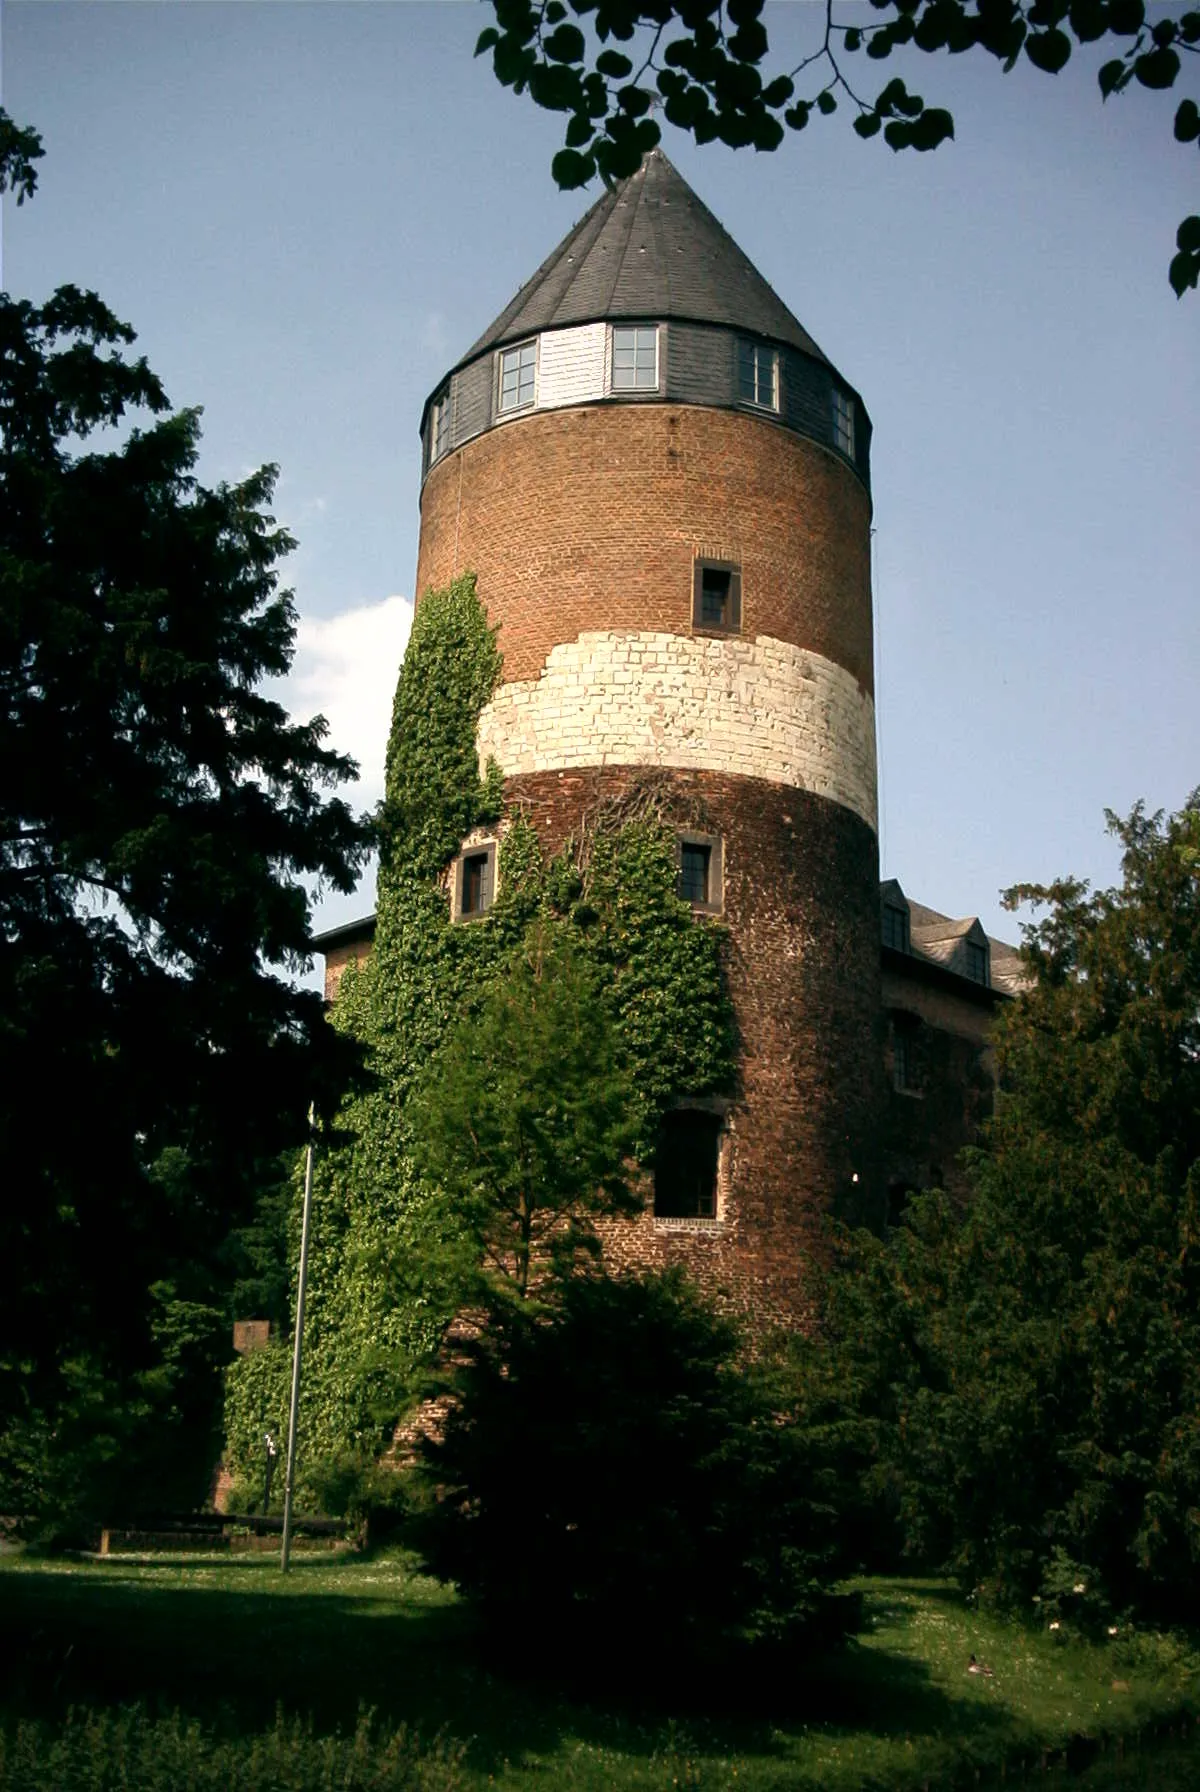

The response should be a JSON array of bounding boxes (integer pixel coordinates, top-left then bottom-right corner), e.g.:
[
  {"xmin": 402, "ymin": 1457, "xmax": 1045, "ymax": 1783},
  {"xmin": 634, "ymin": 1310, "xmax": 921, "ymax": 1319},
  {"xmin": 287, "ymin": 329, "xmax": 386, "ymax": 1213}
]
[
  {"xmin": 453, "ymin": 841, "xmax": 497, "ymax": 921},
  {"xmin": 498, "ymin": 340, "xmax": 537, "ymax": 413},
  {"xmin": 611, "ymin": 325, "xmax": 658, "ymax": 391},
  {"xmin": 654, "ymin": 1110, "xmax": 721, "ymax": 1219},
  {"xmin": 965, "ymin": 940, "xmax": 989, "ymax": 986},
  {"xmin": 832, "ymin": 387, "xmax": 855, "ymax": 457},
  {"xmin": 882, "ymin": 903, "xmax": 909, "ymax": 953},
  {"xmin": 679, "ymin": 843, "xmax": 711, "ymax": 906},
  {"xmin": 430, "ymin": 388, "xmax": 451, "ymax": 462},
  {"xmin": 893, "ymin": 1032, "xmax": 910, "ymax": 1092},
  {"xmin": 677, "ymin": 832, "xmax": 723, "ymax": 913},
  {"xmin": 737, "ymin": 340, "xmax": 778, "ymax": 410},
  {"xmin": 692, "ymin": 559, "xmax": 741, "ymax": 634}
]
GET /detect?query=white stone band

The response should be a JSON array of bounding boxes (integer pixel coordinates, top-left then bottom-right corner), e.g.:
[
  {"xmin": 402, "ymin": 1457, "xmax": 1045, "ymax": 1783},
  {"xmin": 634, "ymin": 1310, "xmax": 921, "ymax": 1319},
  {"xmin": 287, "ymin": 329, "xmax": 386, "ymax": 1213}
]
[{"xmin": 477, "ymin": 630, "xmax": 878, "ymax": 834}]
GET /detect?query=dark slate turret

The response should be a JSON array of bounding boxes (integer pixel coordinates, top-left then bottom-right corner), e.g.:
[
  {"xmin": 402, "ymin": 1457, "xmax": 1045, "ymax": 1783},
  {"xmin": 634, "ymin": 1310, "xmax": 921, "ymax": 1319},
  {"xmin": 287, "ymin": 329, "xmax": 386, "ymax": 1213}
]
[{"xmin": 419, "ymin": 150, "xmax": 870, "ymax": 492}]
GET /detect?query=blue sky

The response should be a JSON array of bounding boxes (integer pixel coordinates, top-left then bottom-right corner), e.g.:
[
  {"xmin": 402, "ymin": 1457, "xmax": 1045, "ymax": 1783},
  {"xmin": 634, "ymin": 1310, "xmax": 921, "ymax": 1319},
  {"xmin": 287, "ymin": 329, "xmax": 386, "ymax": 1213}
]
[{"xmin": 3, "ymin": 1, "xmax": 1196, "ymax": 961}]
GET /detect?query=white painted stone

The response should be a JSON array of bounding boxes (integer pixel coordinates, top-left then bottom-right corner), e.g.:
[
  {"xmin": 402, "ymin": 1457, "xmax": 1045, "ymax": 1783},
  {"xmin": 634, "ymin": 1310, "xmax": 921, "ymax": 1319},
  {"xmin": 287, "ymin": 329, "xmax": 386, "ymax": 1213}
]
[{"xmin": 477, "ymin": 631, "xmax": 878, "ymax": 833}]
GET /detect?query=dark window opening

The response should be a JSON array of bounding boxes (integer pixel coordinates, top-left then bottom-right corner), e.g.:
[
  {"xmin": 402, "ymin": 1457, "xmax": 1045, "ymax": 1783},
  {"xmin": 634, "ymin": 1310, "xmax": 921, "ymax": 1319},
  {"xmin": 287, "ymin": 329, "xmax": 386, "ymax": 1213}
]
[
  {"xmin": 965, "ymin": 940, "xmax": 989, "ymax": 985},
  {"xmin": 455, "ymin": 844, "xmax": 496, "ymax": 921},
  {"xmin": 887, "ymin": 1182, "xmax": 916, "ymax": 1230},
  {"xmin": 882, "ymin": 903, "xmax": 909, "ymax": 952},
  {"xmin": 461, "ymin": 854, "xmax": 488, "ymax": 915},
  {"xmin": 654, "ymin": 1110, "xmax": 721, "ymax": 1219},
  {"xmin": 693, "ymin": 560, "xmax": 741, "ymax": 633},
  {"xmin": 679, "ymin": 843, "xmax": 711, "ymax": 906},
  {"xmin": 892, "ymin": 1032, "xmax": 911, "ymax": 1092}
]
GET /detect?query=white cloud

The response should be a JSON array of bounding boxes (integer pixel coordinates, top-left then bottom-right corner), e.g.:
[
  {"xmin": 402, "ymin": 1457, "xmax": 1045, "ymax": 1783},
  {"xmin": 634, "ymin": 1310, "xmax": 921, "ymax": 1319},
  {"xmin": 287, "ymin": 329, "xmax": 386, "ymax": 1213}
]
[{"xmin": 281, "ymin": 594, "xmax": 414, "ymax": 807}]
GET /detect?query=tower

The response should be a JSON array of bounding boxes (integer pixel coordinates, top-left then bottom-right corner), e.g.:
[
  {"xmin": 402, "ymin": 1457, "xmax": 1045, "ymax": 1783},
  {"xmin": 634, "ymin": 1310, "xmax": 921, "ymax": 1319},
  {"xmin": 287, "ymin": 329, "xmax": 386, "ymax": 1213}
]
[{"xmin": 415, "ymin": 152, "xmax": 882, "ymax": 1321}]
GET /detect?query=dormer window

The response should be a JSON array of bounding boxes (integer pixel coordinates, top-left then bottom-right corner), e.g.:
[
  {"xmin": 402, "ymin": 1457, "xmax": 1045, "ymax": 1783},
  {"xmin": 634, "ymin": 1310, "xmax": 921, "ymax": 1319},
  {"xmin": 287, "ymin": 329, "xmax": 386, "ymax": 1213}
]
[
  {"xmin": 611, "ymin": 325, "xmax": 658, "ymax": 391},
  {"xmin": 497, "ymin": 340, "xmax": 537, "ymax": 413},
  {"xmin": 965, "ymin": 939, "xmax": 989, "ymax": 986},
  {"xmin": 430, "ymin": 388, "xmax": 451, "ymax": 462},
  {"xmin": 882, "ymin": 902, "xmax": 909, "ymax": 953},
  {"xmin": 737, "ymin": 340, "xmax": 778, "ymax": 411},
  {"xmin": 832, "ymin": 387, "xmax": 855, "ymax": 457}
]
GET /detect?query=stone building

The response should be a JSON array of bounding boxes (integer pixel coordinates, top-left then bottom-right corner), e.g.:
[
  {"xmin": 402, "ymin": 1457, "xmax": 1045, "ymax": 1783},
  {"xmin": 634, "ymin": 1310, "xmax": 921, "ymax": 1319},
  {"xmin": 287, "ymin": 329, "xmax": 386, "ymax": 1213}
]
[{"xmin": 318, "ymin": 151, "xmax": 1023, "ymax": 1322}]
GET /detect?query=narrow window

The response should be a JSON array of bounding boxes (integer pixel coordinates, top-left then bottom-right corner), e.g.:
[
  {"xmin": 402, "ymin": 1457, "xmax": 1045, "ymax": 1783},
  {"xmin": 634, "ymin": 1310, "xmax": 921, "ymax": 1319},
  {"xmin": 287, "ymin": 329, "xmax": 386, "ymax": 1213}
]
[
  {"xmin": 679, "ymin": 843, "xmax": 711, "ymax": 906},
  {"xmin": 677, "ymin": 832, "xmax": 723, "ymax": 914},
  {"xmin": 497, "ymin": 340, "xmax": 537, "ymax": 413},
  {"xmin": 832, "ymin": 387, "xmax": 855, "ymax": 457},
  {"xmin": 452, "ymin": 842, "xmax": 497, "ymax": 921},
  {"xmin": 654, "ymin": 1110, "xmax": 722, "ymax": 1219},
  {"xmin": 892, "ymin": 1031, "xmax": 910, "ymax": 1092},
  {"xmin": 611, "ymin": 324, "xmax": 658, "ymax": 391},
  {"xmin": 965, "ymin": 940, "xmax": 989, "ymax": 986},
  {"xmin": 737, "ymin": 340, "xmax": 778, "ymax": 410},
  {"xmin": 882, "ymin": 903, "xmax": 909, "ymax": 953},
  {"xmin": 430, "ymin": 388, "xmax": 451, "ymax": 462},
  {"xmin": 887, "ymin": 1182, "xmax": 915, "ymax": 1230},
  {"xmin": 692, "ymin": 559, "xmax": 741, "ymax": 634}
]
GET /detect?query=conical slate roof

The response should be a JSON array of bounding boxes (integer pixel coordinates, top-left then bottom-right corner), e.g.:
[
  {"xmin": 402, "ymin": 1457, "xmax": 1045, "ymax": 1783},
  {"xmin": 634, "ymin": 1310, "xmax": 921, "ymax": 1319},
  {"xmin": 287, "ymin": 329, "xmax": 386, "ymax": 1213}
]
[{"xmin": 461, "ymin": 149, "xmax": 829, "ymax": 369}]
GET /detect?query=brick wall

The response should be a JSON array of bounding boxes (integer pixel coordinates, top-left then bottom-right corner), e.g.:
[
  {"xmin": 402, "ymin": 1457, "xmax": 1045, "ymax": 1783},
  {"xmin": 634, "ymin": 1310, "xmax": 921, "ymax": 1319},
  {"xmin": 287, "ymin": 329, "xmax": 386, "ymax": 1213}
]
[
  {"xmin": 416, "ymin": 403, "xmax": 874, "ymax": 691},
  {"xmin": 505, "ymin": 766, "xmax": 885, "ymax": 1326}
]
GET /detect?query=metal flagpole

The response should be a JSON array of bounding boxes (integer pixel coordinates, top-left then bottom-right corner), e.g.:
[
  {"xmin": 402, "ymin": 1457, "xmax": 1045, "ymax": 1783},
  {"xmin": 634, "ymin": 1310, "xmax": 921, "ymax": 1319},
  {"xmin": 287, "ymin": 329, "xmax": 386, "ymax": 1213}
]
[{"xmin": 280, "ymin": 1103, "xmax": 316, "ymax": 1574}]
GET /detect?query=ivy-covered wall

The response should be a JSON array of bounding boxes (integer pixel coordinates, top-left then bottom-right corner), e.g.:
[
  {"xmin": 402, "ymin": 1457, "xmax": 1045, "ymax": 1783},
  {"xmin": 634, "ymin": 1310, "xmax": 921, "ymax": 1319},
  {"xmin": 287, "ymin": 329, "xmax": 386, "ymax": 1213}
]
[{"xmin": 224, "ymin": 575, "xmax": 736, "ymax": 1497}]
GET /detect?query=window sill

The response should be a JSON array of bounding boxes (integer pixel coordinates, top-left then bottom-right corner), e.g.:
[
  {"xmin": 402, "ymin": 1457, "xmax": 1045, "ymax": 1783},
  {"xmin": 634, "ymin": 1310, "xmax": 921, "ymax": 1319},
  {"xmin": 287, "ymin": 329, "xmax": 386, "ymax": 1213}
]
[{"xmin": 653, "ymin": 1215, "xmax": 725, "ymax": 1233}]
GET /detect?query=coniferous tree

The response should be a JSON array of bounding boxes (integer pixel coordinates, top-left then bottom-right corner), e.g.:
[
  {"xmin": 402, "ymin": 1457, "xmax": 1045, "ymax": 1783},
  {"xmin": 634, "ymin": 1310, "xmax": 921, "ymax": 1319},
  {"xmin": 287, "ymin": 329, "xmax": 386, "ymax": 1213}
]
[
  {"xmin": 814, "ymin": 795, "xmax": 1200, "ymax": 1620},
  {"xmin": 0, "ymin": 114, "xmax": 371, "ymax": 1531}
]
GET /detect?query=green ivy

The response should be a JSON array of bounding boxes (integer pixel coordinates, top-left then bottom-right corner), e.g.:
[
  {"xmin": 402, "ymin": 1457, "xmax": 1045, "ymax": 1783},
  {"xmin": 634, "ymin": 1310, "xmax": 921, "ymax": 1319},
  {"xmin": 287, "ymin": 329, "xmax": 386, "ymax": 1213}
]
[{"xmin": 224, "ymin": 574, "xmax": 736, "ymax": 1494}]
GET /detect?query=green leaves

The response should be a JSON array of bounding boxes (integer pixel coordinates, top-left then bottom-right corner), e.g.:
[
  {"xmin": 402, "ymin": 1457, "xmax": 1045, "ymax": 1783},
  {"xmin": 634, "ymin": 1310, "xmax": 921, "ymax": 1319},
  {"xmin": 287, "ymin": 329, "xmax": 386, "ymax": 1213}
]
[
  {"xmin": 552, "ymin": 146, "xmax": 598, "ymax": 186},
  {"xmin": 1025, "ymin": 26, "xmax": 1072, "ymax": 71},
  {"xmin": 1176, "ymin": 98, "xmax": 1200, "ymax": 143},
  {"xmin": 0, "ymin": 107, "xmax": 44, "ymax": 204},
  {"xmin": 1133, "ymin": 45, "xmax": 1180, "ymax": 89},
  {"xmin": 1170, "ymin": 215, "xmax": 1200, "ymax": 295}
]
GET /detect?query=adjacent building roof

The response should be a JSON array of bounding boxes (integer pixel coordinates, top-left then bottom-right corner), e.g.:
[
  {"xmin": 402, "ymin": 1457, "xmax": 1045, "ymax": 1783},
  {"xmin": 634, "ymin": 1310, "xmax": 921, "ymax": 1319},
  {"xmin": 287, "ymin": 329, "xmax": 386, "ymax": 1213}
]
[
  {"xmin": 882, "ymin": 881, "xmax": 1028, "ymax": 997},
  {"xmin": 458, "ymin": 148, "xmax": 831, "ymax": 372}
]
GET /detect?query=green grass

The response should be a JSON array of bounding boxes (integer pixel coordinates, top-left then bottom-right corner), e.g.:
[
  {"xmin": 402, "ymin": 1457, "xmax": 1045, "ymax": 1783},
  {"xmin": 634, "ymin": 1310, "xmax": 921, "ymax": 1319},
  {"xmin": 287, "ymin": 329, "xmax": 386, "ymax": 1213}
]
[{"xmin": 1, "ymin": 1553, "xmax": 1197, "ymax": 1790}]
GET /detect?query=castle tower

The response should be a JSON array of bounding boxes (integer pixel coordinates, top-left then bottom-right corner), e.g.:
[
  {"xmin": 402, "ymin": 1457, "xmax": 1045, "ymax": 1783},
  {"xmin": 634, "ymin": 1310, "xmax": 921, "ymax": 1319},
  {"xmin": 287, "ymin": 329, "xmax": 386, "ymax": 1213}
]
[{"xmin": 415, "ymin": 152, "xmax": 882, "ymax": 1321}]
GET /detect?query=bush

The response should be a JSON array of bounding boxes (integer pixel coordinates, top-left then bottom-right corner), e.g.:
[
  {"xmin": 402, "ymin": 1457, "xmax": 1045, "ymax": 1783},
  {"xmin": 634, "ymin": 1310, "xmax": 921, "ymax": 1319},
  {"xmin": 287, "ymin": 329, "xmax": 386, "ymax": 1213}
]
[{"xmin": 410, "ymin": 1270, "xmax": 853, "ymax": 1681}]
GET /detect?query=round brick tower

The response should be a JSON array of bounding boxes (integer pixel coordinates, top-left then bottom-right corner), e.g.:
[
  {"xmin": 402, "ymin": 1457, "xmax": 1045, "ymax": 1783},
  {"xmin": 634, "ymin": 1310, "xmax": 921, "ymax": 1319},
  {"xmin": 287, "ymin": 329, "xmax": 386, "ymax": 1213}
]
[{"xmin": 415, "ymin": 151, "xmax": 882, "ymax": 1322}]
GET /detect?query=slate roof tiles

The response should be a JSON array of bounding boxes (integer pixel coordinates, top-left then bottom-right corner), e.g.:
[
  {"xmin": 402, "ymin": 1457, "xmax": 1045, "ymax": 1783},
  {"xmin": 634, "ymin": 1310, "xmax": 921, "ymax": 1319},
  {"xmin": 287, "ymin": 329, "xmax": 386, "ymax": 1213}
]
[{"xmin": 459, "ymin": 148, "xmax": 830, "ymax": 371}]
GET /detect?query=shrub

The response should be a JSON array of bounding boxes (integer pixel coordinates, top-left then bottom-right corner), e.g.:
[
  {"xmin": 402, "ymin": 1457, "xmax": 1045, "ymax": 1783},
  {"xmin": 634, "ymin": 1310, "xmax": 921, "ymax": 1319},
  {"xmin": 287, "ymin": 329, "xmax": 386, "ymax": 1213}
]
[{"xmin": 410, "ymin": 1270, "xmax": 852, "ymax": 1681}]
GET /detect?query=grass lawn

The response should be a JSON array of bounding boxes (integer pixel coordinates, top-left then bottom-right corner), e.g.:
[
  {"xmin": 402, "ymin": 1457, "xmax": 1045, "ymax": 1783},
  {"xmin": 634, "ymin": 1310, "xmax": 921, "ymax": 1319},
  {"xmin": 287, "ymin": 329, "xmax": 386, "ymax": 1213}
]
[{"xmin": 0, "ymin": 1551, "xmax": 1197, "ymax": 1790}]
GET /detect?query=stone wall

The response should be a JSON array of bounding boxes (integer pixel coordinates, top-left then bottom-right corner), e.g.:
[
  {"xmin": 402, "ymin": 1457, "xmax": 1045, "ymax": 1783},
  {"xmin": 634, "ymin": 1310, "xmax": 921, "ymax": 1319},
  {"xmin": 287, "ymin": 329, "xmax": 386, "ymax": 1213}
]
[{"xmin": 478, "ymin": 629, "xmax": 878, "ymax": 833}]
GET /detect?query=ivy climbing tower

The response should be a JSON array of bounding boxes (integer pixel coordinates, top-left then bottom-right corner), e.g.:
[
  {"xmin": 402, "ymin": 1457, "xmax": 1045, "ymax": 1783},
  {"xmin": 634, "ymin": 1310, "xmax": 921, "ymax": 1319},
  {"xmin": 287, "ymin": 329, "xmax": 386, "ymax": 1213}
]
[{"xmin": 413, "ymin": 150, "xmax": 883, "ymax": 1322}]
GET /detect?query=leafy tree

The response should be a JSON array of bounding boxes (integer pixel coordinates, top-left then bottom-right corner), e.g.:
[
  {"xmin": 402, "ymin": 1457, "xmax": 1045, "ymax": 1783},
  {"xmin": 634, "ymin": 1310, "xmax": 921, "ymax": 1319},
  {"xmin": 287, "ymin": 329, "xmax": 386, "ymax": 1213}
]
[
  {"xmin": 816, "ymin": 794, "xmax": 1200, "ymax": 1621},
  {"xmin": 411, "ymin": 1268, "xmax": 852, "ymax": 1678},
  {"xmin": 476, "ymin": 0, "xmax": 1200, "ymax": 295},
  {"xmin": 407, "ymin": 925, "xmax": 640, "ymax": 1302},
  {"xmin": 0, "ymin": 116, "xmax": 371, "ymax": 1533}
]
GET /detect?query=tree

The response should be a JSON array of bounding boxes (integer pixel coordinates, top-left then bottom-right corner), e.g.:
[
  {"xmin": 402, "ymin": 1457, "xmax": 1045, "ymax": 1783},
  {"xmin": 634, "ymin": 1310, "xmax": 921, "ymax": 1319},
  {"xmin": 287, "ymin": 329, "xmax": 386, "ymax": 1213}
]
[
  {"xmin": 0, "ymin": 115, "xmax": 372, "ymax": 1532},
  {"xmin": 411, "ymin": 1268, "xmax": 852, "ymax": 1680},
  {"xmin": 476, "ymin": 0, "xmax": 1200, "ymax": 295},
  {"xmin": 817, "ymin": 794, "xmax": 1200, "ymax": 1621},
  {"xmin": 407, "ymin": 925, "xmax": 640, "ymax": 1303}
]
